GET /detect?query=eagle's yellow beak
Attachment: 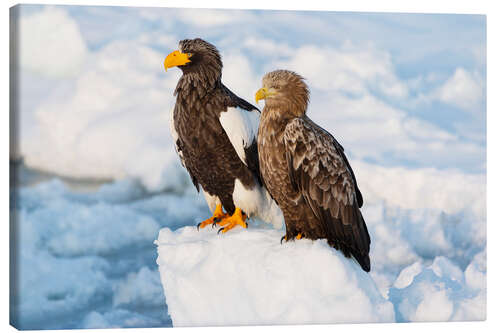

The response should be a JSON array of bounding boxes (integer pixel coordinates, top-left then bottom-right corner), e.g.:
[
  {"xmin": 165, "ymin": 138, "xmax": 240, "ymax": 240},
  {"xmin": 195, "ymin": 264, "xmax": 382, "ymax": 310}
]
[
  {"xmin": 164, "ymin": 50, "xmax": 192, "ymax": 72},
  {"xmin": 255, "ymin": 87, "xmax": 274, "ymax": 104}
]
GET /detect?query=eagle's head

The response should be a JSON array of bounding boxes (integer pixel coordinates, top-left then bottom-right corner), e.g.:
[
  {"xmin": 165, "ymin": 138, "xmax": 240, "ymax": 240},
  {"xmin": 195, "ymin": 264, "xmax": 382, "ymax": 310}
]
[
  {"xmin": 164, "ymin": 38, "xmax": 222, "ymax": 80},
  {"xmin": 255, "ymin": 70, "xmax": 309, "ymax": 117}
]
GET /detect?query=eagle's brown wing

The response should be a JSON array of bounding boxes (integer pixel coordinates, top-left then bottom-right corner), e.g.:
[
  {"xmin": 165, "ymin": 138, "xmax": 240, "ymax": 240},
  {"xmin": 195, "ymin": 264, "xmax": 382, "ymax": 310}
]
[
  {"xmin": 326, "ymin": 132, "xmax": 364, "ymax": 208},
  {"xmin": 283, "ymin": 116, "xmax": 371, "ymax": 271}
]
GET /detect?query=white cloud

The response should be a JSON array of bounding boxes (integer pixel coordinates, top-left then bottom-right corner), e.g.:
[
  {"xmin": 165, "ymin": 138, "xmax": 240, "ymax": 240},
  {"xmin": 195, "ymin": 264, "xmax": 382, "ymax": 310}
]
[
  {"xmin": 435, "ymin": 67, "xmax": 484, "ymax": 112},
  {"xmin": 16, "ymin": 6, "xmax": 88, "ymax": 78}
]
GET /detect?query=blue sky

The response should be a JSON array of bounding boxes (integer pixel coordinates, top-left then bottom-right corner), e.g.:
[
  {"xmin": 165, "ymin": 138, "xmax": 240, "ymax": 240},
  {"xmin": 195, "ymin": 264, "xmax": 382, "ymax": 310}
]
[{"xmin": 13, "ymin": 4, "xmax": 486, "ymax": 188}]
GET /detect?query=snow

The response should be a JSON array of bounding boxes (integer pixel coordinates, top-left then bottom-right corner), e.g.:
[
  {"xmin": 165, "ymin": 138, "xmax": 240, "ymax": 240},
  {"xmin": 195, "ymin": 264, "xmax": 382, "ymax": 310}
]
[
  {"xmin": 14, "ymin": 7, "xmax": 486, "ymax": 192},
  {"xmin": 82, "ymin": 309, "xmax": 163, "ymax": 329},
  {"xmin": 11, "ymin": 161, "xmax": 486, "ymax": 329},
  {"xmin": 17, "ymin": 34, "xmax": 185, "ymax": 192},
  {"xmin": 14, "ymin": 6, "xmax": 88, "ymax": 78},
  {"xmin": 151, "ymin": 159, "xmax": 486, "ymax": 327},
  {"xmin": 353, "ymin": 161, "xmax": 486, "ymax": 219},
  {"xmin": 113, "ymin": 266, "xmax": 165, "ymax": 308},
  {"xmin": 392, "ymin": 262, "xmax": 422, "ymax": 289},
  {"xmin": 464, "ymin": 250, "xmax": 486, "ymax": 291},
  {"xmin": 388, "ymin": 256, "xmax": 486, "ymax": 322},
  {"xmin": 10, "ymin": 177, "xmax": 208, "ymax": 329},
  {"xmin": 155, "ymin": 226, "xmax": 395, "ymax": 326},
  {"xmin": 11, "ymin": 157, "xmax": 486, "ymax": 329}
]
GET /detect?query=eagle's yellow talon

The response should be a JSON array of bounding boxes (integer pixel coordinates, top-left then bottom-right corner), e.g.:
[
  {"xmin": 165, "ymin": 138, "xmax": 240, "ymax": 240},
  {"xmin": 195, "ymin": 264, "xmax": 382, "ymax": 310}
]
[
  {"xmin": 280, "ymin": 234, "xmax": 301, "ymax": 243},
  {"xmin": 197, "ymin": 204, "xmax": 228, "ymax": 230},
  {"xmin": 216, "ymin": 207, "xmax": 247, "ymax": 233}
]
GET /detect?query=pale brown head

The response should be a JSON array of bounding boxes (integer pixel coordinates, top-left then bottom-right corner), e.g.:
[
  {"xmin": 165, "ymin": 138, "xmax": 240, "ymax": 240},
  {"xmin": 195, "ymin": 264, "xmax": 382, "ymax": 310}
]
[{"xmin": 255, "ymin": 70, "xmax": 309, "ymax": 117}]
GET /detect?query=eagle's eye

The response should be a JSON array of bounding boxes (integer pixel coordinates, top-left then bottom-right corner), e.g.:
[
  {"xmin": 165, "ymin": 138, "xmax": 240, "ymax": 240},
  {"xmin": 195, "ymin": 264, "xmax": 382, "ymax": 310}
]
[{"xmin": 187, "ymin": 53, "xmax": 192, "ymax": 57}]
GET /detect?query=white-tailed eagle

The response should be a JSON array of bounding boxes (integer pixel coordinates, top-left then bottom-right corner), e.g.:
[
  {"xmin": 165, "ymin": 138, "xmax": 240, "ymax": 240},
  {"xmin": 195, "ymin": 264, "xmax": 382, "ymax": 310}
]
[{"xmin": 255, "ymin": 70, "xmax": 371, "ymax": 271}]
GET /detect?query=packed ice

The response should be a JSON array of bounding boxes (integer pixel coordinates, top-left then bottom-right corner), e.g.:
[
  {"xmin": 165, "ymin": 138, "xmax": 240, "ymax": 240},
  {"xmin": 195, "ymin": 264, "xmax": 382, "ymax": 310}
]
[
  {"xmin": 154, "ymin": 164, "xmax": 486, "ymax": 325},
  {"xmin": 156, "ymin": 226, "xmax": 395, "ymax": 326},
  {"xmin": 11, "ymin": 154, "xmax": 486, "ymax": 328}
]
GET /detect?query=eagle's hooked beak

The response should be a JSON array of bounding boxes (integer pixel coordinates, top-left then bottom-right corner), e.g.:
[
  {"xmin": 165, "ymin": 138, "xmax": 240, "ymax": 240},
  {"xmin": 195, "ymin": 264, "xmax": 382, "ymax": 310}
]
[
  {"xmin": 164, "ymin": 50, "xmax": 192, "ymax": 72},
  {"xmin": 255, "ymin": 87, "xmax": 275, "ymax": 104}
]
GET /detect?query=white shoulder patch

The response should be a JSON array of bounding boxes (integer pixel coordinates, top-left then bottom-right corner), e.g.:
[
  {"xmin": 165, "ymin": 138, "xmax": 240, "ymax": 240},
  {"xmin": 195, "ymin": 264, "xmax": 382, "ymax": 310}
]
[
  {"xmin": 169, "ymin": 109, "xmax": 185, "ymax": 167},
  {"xmin": 219, "ymin": 106, "xmax": 260, "ymax": 166}
]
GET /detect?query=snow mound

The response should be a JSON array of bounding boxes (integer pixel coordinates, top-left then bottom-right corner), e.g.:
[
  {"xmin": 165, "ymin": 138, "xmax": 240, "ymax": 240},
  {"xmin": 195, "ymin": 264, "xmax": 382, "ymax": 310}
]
[
  {"xmin": 388, "ymin": 255, "xmax": 486, "ymax": 322},
  {"xmin": 155, "ymin": 226, "xmax": 395, "ymax": 327}
]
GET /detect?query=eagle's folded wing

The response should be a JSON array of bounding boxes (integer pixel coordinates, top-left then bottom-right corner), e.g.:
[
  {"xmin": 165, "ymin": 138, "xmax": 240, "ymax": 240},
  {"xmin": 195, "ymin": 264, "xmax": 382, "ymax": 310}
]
[
  {"xmin": 306, "ymin": 122, "xmax": 364, "ymax": 208},
  {"xmin": 283, "ymin": 117, "xmax": 370, "ymax": 269},
  {"xmin": 219, "ymin": 104, "xmax": 261, "ymax": 184},
  {"xmin": 169, "ymin": 108, "xmax": 185, "ymax": 167},
  {"xmin": 170, "ymin": 108, "xmax": 199, "ymax": 191}
]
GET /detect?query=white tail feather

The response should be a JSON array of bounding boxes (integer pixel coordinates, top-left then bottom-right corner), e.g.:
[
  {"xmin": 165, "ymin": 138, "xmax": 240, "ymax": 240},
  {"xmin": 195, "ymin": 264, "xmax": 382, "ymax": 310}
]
[{"xmin": 233, "ymin": 179, "xmax": 284, "ymax": 229}]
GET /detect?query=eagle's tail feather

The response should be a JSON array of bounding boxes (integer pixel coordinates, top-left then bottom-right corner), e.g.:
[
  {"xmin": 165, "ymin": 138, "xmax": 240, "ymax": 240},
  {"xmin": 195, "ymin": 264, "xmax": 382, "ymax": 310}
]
[
  {"xmin": 330, "ymin": 240, "xmax": 371, "ymax": 273},
  {"xmin": 352, "ymin": 250, "xmax": 371, "ymax": 272},
  {"xmin": 351, "ymin": 207, "xmax": 371, "ymax": 272},
  {"xmin": 323, "ymin": 205, "xmax": 371, "ymax": 272}
]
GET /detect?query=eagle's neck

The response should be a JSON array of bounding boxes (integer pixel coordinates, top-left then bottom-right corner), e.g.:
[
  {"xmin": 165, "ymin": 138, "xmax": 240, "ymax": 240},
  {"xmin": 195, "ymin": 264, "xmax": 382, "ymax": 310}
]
[
  {"xmin": 175, "ymin": 70, "xmax": 221, "ymax": 97},
  {"xmin": 260, "ymin": 106, "xmax": 297, "ymax": 134}
]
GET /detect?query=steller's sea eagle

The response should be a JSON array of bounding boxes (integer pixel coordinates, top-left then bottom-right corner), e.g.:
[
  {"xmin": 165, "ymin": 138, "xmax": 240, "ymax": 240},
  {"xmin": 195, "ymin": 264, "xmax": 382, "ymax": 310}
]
[
  {"xmin": 255, "ymin": 70, "xmax": 371, "ymax": 271},
  {"xmin": 164, "ymin": 38, "xmax": 283, "ymax": 232}
]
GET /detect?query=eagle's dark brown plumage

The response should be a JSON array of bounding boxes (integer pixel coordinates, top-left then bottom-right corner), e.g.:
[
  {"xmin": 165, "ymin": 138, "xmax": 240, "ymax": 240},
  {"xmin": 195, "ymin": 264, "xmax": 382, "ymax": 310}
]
[
  {"xmin": 256, "ymin": 70, "xmax": 371, "ymax": 271},
  {"xmin": 164, "ymin": 38, "xmax": 283, "ymax": 232}
]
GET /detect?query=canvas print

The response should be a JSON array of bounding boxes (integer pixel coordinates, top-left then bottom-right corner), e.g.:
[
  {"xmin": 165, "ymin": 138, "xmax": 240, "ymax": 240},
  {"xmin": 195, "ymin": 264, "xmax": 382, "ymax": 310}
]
[{"xmin": 9, "ymin": 4, "xmax": 486, "ymax": 330}]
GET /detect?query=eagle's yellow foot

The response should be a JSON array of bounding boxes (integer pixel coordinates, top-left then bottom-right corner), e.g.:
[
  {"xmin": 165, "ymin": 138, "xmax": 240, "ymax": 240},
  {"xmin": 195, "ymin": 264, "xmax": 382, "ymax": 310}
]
[
  {"xmin": 197, "ymin": 204, "xmax": 229, "ymax": 230},
  {"xmin": 216, "ymin": 207, "xmax": 248, "ymax": 234},
  {"xmin": 280, "ymin": 233, "xmax": 302, "ymax": 244}
]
